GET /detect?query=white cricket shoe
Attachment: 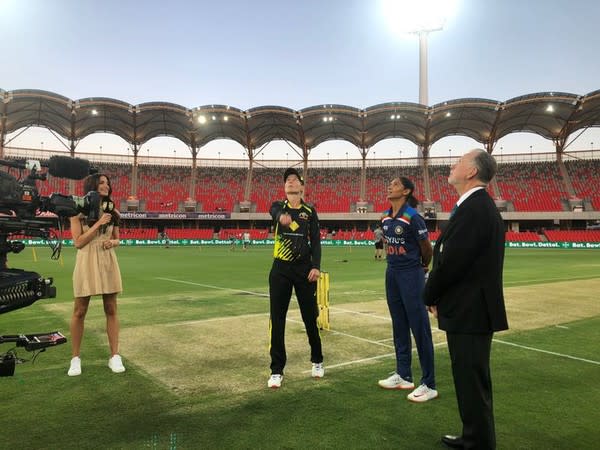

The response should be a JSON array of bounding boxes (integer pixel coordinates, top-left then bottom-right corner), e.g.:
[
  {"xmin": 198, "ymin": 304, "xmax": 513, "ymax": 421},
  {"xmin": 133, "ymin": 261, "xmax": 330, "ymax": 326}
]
[
  {"xmin": 407, "ymin": 384, "xmax": 438, "ymax": 402},
  {"xmin": 311, "ymin": 362, "xmax": 325, "ymax": 378},
  {"xmin": 378, "ymin": 372, "xmax": 415, "ymax": 390},
  {"xmin": 268, "ymin": 374, "xmax": 283, "ymax": 388},
  {"xmin": 67, "ymin": 356, "xmax": 81, "ymax": 377},
  {"xmin": 108, "ymin": 354, "xmax": 126, "ymax": 373}
]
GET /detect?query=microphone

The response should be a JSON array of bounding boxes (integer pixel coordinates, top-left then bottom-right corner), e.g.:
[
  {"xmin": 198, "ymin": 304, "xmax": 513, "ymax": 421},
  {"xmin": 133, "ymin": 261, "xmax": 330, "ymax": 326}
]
[
  {"xmin": 47, "ymin": 156, "xmax": 91, "ymax": 180},
  {"xmin": 0, "ymin": 159, "xmax": 41, "ymax": 171}
]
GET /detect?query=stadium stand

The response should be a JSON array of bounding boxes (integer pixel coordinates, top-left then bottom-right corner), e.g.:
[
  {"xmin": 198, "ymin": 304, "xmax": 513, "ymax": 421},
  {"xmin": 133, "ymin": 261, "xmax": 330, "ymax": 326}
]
[
  {"xmin": 564, "ymin": 159, "xmax": 600, "ymax": 210},
  {"xmin": 218, "ymin": 228, "xmax": 269, "ymax": 239},
  {"xmin": 332, "ymin": 229, "xmax": 375, "ymax": 240},
  {"xmin": 366, "ymin": 165, "xmax": 425, "ymax": 213},
  {"xmin": 495, "ymin": 161, "xmax": 568, "ymax": 211},
  {"xmin": 543, "ymin": 230, "xmax": 600, "ymax": 242},
  {"xmin": 250, "ymin": 168, "xmax": 286, "ymax": 212},
  {"xmin": 25, "ymin": 156, "xmax": 600, "ymax": 215},
  {"xmin": 138, "ymin": 165, "xmax": 191, "ymax": 212},
  {"xmin": 428, "ymin": 164, "xmax": 456, "ymax": 212},
  {"xmin": 195, "ymin": 167, "xmax": 247, "ymax": 212},
  {"xmin": 119, "ymin": 228, "xmax": 158, "ymax": 239},
  {"xmin": 304, "ymin": 167, "xmax": 361, "ymax": 213},
  {"xmin": 164, "ymin": 228, "xmax": 214, "ymax": 239},
  {"xmin": 505, "ymin": 231, "xmax": 541, "ymax": 242}
]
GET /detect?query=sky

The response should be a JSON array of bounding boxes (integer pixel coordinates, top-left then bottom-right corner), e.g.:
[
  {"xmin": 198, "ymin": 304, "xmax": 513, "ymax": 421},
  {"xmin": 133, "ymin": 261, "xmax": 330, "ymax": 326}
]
[{"xmin": 2, "ymin": 0, "xmax": 600, "ymax": 161}]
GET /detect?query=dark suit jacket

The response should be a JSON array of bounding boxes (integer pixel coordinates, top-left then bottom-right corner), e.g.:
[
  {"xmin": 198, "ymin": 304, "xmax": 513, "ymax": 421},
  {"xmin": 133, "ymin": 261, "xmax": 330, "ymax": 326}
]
[{"xmin": 423, "ymin": 189, "xmax": 508, "ymax": 333}]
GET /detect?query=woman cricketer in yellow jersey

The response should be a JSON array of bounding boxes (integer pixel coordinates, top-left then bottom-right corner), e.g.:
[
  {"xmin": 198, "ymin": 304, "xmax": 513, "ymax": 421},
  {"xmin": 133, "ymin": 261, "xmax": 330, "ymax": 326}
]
[{"xmin": 267, "ymin": 168, "xmax": 323, "ymax": 389}]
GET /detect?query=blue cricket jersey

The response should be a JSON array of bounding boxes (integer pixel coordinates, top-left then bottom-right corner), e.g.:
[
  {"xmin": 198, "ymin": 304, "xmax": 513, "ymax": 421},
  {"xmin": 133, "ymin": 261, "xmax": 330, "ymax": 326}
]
[{"xmin": 382, "ymin": 204, "xmax": 429, "ymax": 270}]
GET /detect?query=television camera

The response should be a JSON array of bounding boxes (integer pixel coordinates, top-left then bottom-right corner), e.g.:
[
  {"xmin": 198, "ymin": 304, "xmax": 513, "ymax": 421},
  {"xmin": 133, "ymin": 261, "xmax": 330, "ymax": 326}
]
[{"xmin": 0, "ymin": 155, "xmax": 99, "ymax": 376}]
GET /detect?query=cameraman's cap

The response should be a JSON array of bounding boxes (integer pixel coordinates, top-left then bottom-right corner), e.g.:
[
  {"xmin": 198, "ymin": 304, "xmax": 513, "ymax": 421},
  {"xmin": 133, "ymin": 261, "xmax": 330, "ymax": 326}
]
[{"xmin": 283, "ymin": 168, "xmax": 304, "ymax": 185}]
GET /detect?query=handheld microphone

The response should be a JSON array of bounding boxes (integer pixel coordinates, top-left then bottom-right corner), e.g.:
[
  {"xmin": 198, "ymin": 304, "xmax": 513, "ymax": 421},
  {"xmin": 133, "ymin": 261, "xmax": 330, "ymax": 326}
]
[{"xmin": 47, "ymin": 156, "xmax": 91, "ymax": 180}]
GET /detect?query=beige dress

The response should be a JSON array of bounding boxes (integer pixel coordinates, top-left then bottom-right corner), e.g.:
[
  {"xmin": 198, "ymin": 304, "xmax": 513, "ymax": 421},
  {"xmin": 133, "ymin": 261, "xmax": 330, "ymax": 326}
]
[{"xmin": 72, "ymin": 220, "xmax": 123, "ymax": 297}]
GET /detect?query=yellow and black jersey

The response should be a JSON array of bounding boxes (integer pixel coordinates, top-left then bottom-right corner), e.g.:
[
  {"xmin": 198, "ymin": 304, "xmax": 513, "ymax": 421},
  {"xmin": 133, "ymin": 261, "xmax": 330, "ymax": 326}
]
[{"xmin": 270, "ymin": 199, "xmax": 321, "ymax": 269}]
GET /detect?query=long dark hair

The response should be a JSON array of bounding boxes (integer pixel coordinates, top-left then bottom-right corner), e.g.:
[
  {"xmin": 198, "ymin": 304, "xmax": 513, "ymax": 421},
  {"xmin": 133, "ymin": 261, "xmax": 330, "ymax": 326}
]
[
  {"xmin": 399, "ymin": 176, "xmax": 419, "ymax": 208},
  {"xmin": 82, "ymin": 173, "xmax": 120, "ymax": 227}
]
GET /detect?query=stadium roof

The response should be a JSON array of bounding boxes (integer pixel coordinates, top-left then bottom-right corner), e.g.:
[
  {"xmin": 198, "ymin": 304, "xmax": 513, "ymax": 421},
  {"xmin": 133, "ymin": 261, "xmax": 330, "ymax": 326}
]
[{"xmin": 2, "ymin": 88, "xmax": 600, "ymax": 155}]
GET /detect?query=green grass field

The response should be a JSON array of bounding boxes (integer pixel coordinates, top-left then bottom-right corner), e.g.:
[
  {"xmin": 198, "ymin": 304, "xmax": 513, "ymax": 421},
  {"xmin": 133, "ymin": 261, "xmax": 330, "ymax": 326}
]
[{"xmin": 1, "ymin": 245, "xmax": 599, "ymax": 449}]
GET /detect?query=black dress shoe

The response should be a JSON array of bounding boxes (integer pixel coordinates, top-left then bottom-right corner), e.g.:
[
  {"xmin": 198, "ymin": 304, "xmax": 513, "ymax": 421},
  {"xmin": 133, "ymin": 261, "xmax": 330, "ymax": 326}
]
[{"xmin": 441, "ymin": 434, "xmax": 464, "ymax": 449}]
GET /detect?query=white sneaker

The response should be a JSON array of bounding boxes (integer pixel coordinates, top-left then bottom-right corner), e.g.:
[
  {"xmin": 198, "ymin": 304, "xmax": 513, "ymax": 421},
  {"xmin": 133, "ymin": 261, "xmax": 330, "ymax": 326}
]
[
  {"xmin": 268, "ymin": 374, "xmax": 283, "ymax": 388},
  {"xmin": 311, "ymin": 362, "xmax": 325, "ymax": 378},
  {"xmin": 67, "ymin": 356, "xmax": 81, "ymax": 376},
  {"xmin": 378, "ymin": 372, "xmax": 415, "ymax": 390},
  {"xmin": 407, "ymin": 383, "xmax": 439, "ymax": 402},
  {"xmin": 108, "ymin": 354, "xmax": 126, "ymax": 373}
]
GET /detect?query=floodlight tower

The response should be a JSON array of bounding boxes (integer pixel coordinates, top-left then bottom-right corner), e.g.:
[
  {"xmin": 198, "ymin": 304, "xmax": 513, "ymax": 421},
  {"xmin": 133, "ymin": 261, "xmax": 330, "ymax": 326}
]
[
  {"xmin": 414, "ymin": 26, "xmax": 442, "ymax": 162},
  {"xmin": 414, "ymin": 26, "xmax": 440, "ymax": 202},
  {"xmin": 382, "ymin": 0, "xmax": 455, "ymax": 123},
  {"xmin": 382, "ymin": 0, "xmax": 456, "ymax": 199},
  {"xmin": 415, "ymin": 26, "xmax": 441, "ymax": 108}
]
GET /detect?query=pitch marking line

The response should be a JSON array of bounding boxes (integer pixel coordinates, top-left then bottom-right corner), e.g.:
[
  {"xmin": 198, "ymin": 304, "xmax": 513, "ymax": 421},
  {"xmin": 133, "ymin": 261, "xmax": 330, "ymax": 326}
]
[
  {"xmin": 493, "ymin": 339, "xmax": 600, "ymax": 365},
  {"xmin": 162, "ymin": 312, "xmax": 269, "ymax": 327},
  {"xmin": 330, "ymin": 306, "xmax": 443, "ymax": 333},
  {"xmin": 156, "ymin": 278, "xmax": 599, "ymax": 367},
  {"xmin": 156, "ymin": 277, "xmax": 268, "ymax": 297},
  {"xmin": 286, "ymin": 317, "xmax": 393, "ymax": 349},
  {"xmin": 301, "ymin": 342, "xmax": 449, "ymax": 373},
  {"xmin": 157, "ymin": 278, "xmax": 441, "ymax": 331},
  {"xmin": 330, "ymin": 306, "xmax": 390, "ymax": 322},
  {"xmin": 503, "ymin": 275, "xmax": 600, "ymax": 285}
]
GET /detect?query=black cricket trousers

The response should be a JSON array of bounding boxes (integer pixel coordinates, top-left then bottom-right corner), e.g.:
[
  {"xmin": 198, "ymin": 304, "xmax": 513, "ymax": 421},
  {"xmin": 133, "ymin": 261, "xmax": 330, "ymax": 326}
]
[{"xmin": 269, "ymin": 259, "xmax": 323, "ymax": 375}]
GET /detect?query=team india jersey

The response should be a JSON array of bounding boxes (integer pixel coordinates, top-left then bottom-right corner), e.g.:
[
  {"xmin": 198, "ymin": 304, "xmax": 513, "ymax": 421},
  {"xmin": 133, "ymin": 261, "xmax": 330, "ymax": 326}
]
[{"xmin": 382, "ymin": 204, "xmax": 428, "ymax": 269}]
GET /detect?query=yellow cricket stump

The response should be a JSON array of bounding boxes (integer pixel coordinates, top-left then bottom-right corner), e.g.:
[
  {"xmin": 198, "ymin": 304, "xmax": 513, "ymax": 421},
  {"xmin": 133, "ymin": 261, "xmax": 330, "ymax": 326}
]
[{"xmin": 317, "ymin": 271, "xmax": 330, "ymax": 330}]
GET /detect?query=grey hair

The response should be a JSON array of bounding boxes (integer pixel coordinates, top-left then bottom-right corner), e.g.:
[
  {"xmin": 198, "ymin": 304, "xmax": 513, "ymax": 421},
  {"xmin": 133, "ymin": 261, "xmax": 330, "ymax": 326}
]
[{"xmin": 471, "ymin": 149, "xmax": 497, "ymax": 184}]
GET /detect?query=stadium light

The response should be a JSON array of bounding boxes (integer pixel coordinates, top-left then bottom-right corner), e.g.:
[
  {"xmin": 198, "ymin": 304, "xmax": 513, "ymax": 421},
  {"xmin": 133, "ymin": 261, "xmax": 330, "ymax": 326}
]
[{"xmin": 381, "ymin": 0, "xmax": 458, "ymax": 106}]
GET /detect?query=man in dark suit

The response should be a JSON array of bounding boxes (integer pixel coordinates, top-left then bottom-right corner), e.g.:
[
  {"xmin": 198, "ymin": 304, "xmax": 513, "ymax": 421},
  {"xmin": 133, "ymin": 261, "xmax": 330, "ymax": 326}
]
[{"xmin": 424, "ymin": 149, "xmax": 508, "ymax": 449}]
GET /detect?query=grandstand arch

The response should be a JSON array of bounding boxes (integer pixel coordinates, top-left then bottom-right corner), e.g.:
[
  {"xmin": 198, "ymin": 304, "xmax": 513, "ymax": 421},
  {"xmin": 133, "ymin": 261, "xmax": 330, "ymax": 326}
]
[
  {"xmin": 198, "ymin": 139, "xmax": 248, "ymax": 162},
  {"xmin": 78, "ymin": 132, "xmax": 132, "ymax": 158},
  {"xmin": 4, "ymin": 88, "xmax": 600, "ymax": 162},
  {"xmin": 564, "ymin": 127, "xmax": 600, "ymax": 156},
  {"xmin": 139, "ymin": 135, "xmax": 192, "ymax": 162},
  {"xmin": 4, "ymin": 125, "xmax": 70, "ymax": 157},
  {"xmin": 495, "ymin": 132, "xmax": 556, "ymax": 162},
  {"xmin": 253, "ymin": 140, "xmax": 303, "ymax": 164},
  {"xmin": 309, "ymin": 140, "xmax": 360, "ymax": 166},
  {"xmin": 370, "ymin": 137, "xmax": 419, "ymax": 160},
  {"xmin": 245, "ymin": 106, "xmax": 301, "ymax": 150},
  {"xmin": 429, "ymin": 135, "xmax": 482, "ymax": 162}
]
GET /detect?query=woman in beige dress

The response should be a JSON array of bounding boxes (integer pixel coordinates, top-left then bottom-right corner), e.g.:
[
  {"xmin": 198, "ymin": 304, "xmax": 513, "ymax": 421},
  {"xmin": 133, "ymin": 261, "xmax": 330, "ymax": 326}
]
[{"xmin": 67, "ymin": 173, "xmax": 124, "ymax": 376}]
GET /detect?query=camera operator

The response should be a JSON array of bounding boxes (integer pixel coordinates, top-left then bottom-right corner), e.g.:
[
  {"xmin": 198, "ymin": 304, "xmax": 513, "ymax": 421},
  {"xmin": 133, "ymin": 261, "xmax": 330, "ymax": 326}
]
[{"xmin": 68, "ymin": 173, "xmax": 125, "ymax": 376}]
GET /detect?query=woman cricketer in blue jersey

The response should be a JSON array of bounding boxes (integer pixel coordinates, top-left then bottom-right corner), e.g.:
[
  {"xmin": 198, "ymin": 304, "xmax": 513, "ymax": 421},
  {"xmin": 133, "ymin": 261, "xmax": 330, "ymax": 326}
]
[{"xmin": 377, "ymin": 176, "xmax": 438, "ymax": 402}]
